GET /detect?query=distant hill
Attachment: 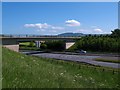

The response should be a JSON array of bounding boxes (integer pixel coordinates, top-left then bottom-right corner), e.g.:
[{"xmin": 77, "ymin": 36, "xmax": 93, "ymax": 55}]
[{"xmin": 58, "ymin": 32, "xmax": 85, "ymax": 37}]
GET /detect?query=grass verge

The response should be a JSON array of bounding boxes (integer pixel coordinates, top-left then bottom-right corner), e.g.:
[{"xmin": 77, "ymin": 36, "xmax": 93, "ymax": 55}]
[
  {"xmin": 0, "ymin": 45, "xmax": 2, "ymax": 89},
  {"xmin": 95, "ymin": 58, "xmax": 120, "ymax": 64},
  {"xmin": 2, "ymin": 47, "xmax": 120, "ymax": 88}
]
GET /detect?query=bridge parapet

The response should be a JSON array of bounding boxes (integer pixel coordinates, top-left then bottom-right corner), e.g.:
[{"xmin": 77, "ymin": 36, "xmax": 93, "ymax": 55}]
[{"xmin": 1, "ymin": 34, "xmax": 81, "ymax": 38}]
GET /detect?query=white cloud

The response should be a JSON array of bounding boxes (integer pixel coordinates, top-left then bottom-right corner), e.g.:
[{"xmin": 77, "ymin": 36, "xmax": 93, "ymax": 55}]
[
  {"xmin": 51, "ymin": 26, "xmax": 64, "ymax": 30},
  {"xmin": 75, "ymin": 29, "xmax": 85, "ymax": 33},
  {"xmin": 24, "ymin": 24, "xmax": 35, "ymax": 27},
  {"xmin": 65, "ymin": 20, "xmax": 80, "ymax": 26},
  {"xmin": 74, "ymin": 29, "xmax": 91, "ymax": 34},
  {"xmin": 24, "ymin": 23, "xmax": 64, "ymax": 32},
  {"xmin": 94, "ymin": 28, "xmax": 103, "ymax": 33},
  {"xmin": 36, "ymin": 23, "xmax": 51, "ymax": 29},
  {"xmin": 91, "ymin": 26, "xmax": 111, "ymax": 34},
  {"xmin": 37, "ymin": 29, "xmax": 46, "ymax": 32},
  {"xmin": 102, "ymin": 31, "xmax": 112, "ymax": 34},
  {"xmin": 24, "ymin": 23, "xmax": 51, "ymax": 29}
]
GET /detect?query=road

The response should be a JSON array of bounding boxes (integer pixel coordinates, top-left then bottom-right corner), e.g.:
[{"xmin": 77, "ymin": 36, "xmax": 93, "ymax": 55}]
[{"xmin": 29, "ymin": 53, "xmax": 120, "ymax": 69}]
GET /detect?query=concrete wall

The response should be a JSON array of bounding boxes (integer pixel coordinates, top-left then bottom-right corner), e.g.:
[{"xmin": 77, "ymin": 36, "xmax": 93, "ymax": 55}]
[
  {"xmin": 65, "ymin": 42, "xmax": 75, "ymax": 49},
  {"xmin": 3, "ymin": 44, "xmax": 19, "ymax": 52}
]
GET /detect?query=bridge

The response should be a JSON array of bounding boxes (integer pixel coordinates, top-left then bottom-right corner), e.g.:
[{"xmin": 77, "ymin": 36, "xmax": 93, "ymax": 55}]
[{"xmin": 0, "ymin": 36, "xmax": 81, "ymax": 52}]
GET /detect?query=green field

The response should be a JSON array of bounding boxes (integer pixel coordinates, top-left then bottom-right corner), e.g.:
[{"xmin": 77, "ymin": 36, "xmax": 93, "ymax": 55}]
[
  {"xmin": 2, "ymin": 47, "xmax": 120, "ymax": 88},
  {"xmin": 19, "ymin": 42, "xmax": 40, "ymax": 51},
  {"xmin": 19, "ymin": 42, "xmax": 35, "ymax": 46}
]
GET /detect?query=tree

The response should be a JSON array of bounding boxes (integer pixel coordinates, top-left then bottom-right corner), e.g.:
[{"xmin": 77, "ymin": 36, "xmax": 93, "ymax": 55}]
[
  {"xmin": 45, "ymin": 40, "xmax": 65, "ymax": 51},
  {"xmin": 40, "ymin": 43, "xmax": 47, "ymax": 49},
  {"xmin": 68, "ymin": 34, "xmax": 120, "ymax": 53},
  {"xmin": 29, "ymin": 41, "xmax": 34, "ymax": 47},
  {"xmin": 111, "ymin": 29, "xmax": 120, "ymax": 37}
]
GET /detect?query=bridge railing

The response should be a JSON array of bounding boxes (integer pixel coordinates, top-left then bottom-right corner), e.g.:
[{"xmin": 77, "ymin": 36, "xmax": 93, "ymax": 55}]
[{"xmin": 0, "ymin": 34, "xmax": 81, "ymax": 38}]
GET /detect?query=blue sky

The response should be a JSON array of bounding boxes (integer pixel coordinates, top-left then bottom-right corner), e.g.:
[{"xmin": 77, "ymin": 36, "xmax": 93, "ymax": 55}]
[{"xmin": 2, "ymin": 2, "xmax": 118, "ymax": 35}]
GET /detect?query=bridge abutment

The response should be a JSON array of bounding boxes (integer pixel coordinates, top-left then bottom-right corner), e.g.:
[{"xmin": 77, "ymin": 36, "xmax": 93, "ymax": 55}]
[
  {"xmin": 65, "ymin": 42, "xmax": 75, "ymax": 49},
  {"xmin": 3, "ymin": 44, "xmax": 19, "ymax": 52}
]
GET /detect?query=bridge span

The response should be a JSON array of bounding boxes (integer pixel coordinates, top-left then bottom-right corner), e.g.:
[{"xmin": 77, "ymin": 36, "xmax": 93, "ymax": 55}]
[{"xmin": 1, "ymin": 36, "xmax": 81, "ymax": 52}]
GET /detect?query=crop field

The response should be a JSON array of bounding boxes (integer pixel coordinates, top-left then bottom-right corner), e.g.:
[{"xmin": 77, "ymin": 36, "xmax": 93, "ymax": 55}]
[{"xmin": 2, "ymin": 47, "xmax": 120, "ymax": 88}]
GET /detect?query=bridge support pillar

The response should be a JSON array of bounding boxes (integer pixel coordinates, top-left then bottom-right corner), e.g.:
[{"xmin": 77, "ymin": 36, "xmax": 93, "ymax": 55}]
[
  {"xmin": 35, "ymin": 41, "xmax": 41, "ymax": 48},
  {"xmin": 3, "ymin": 44, "xmax": 19, "ymax": 52}
]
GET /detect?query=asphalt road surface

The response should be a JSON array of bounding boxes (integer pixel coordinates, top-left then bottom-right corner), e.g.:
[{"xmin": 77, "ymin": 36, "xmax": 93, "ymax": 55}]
[{"xmin": 31, "ymin": 53, "xmax": 120, "ymax": 68}]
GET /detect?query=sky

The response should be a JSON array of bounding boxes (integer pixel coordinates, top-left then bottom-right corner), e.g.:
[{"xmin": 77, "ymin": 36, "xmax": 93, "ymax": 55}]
[
  {"xmin": 2, "ymin": 0, "xmax": 119, "ymax": 2},
  {"xmin": 2, "ymin": 2, "xmax": 118, "ymax": 35}
]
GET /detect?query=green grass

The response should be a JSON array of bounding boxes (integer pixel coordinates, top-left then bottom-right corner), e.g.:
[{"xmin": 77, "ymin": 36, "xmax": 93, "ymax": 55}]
[
  {"xmin": 95, "ymin": 58, "xmax": 120, "ymax": 64},
  {"xmin": 19, "ymin": 42, "xmax": 30, "ymax": 46},
  {"xmin": 0, "ymin": 45, "xmax": 2, "ymax": 90},
  {"xmin": 19, "ymin": 42, "xmax": 35, "ymax": 46},
  {"xmin": 19, "ymin": 42, "xmax": 39, "ymax": 50},
  {"xmin": 19, "ymin": 46, "xmax": 40, "ymax": 51},
  {"xmin": 2, "ymin": 47, "xmax": 120, "ymax": 88}
]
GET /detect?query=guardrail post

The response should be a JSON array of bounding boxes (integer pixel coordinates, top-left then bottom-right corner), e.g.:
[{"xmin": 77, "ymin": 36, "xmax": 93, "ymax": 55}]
[
  {"xmin": 102, "ymin": 69, "xmax": 104, "ymax": 72},
  {"xmin": 113, "ymin": 70, "xmax": 114, "ymax": 74}
]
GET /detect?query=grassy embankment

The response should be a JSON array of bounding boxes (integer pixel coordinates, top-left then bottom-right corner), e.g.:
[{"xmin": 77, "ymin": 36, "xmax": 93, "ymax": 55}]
[
  {"xmin": 0, "ymin": 45, "xmax": 2, "ymax": 90},
  {"xmin": 95, "ymin": 58, "xmax": 120, "ymax": 64},
  {"xmin": 2, "ymin": 47, "xmax": 120, "ymax": 88}
]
